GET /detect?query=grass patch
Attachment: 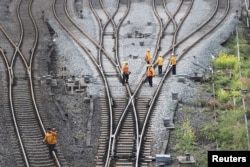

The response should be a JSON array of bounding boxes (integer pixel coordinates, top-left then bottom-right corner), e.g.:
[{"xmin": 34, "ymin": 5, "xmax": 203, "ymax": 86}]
[{"xmin": 173, "ymin": 119, "xmax": 196, "ymax": 153}]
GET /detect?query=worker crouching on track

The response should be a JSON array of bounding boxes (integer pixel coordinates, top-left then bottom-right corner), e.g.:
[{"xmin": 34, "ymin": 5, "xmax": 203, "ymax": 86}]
[
  {"xmin": 147, "ymin": 64, "xmax": 155, "ymax": 87},
  {"xmin": 122, "ymin": 61, "xmax": 130, "ymax": 85},
  {"xmin": 145, "ymin": 49, "xmax": 151, "ymax": 64},
  {"xmin": 169, "ymin": 53, "xmax": 177, "ymax": 75},
  {"xmin": 156, "ymin": 54, "xmax": 164, "ymax": 75},
  {"xmin": 43, "ymin": 128, "xmax": 57, "ymax": 158}
]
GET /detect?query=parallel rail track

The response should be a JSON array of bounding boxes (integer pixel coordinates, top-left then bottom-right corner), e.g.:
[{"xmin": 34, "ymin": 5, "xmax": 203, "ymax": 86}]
[
  {"xmin": 52, "ymin": 0, "xmax": 230, "ymax": 166},
  {"xmin": 0, "ymin": 0, "xmax": 66, "ymax": 166},
  {"xmin": 0, "ymin": 0, "xmax": 231, "ymax": 167}
]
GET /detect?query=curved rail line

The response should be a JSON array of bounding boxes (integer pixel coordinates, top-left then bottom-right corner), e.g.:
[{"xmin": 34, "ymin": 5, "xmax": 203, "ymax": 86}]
[
  {"xmin": 54, "ymin": 0, "xmax": 140, "ymax": 166},
  {"xmin": 67, "ymin": 0, "xmax": 139, "ymax": 166},
  {"xmin": 53, "ymin": 1, "xmax": 124, "ymax": 166},
  {"xmin": 90, "ymin": 1, "xmax": 230, "ymax": 166},
  {"xmin": 135, "ymin": 0, "xmax": 231, "ymax": 165},
  {"xmin": 0, "ymin": 0, "xmax": 230, "ymax": 166},
  {"xmin": 51, "ymin": 0, "xmax": 231, "ymax": 166},
  {"xmin": 0, "ymin": 0, "xmax": 64, "ymax": 166}
]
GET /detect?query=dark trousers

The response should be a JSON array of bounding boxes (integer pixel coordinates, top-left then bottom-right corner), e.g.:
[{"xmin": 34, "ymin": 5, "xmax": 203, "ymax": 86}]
[
  {"xmin": 147, "ymin": 76, "xmax": 153, "ymax": 87},
  {"xmin": 158, "ymin": 65, "xmax": 162, "ymax": 75},
  {"xmin": 172, "ymin": 65, "xmax": 176, "ymax": 75},
  {"xmin": 48, "ymin": 144, "xmax": 57, "ymax": 156},
  {"xmin": 122, "ymin": 73, "xmax": 129, "ymax": 84}
]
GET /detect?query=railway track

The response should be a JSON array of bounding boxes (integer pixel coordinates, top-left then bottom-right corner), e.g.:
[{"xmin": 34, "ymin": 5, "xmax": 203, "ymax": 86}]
[
  {"xmin": 0, "ymin": 0, "xmax": 232, "ymax": 167},
  {"xmin": 52, "ymin": 0, "xmax": 230, "ymax": 166},
  {"xmin": 0, "ymin": 0, "xmax": 68, "ymax": 166}
]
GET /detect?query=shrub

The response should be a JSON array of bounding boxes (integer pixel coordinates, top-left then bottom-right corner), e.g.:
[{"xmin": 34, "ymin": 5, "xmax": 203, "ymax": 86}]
[
  {"xmin": 217, "ymin": 89, "xmax": 230, "ymax": 103},
  {"xmin": 214, "ymin": 76, "xmax": 231, "ymax": 89},
  {"xmin": 174, "ymin": 119, "xmax": 196, "ymax": 152},
  {"xmin": 207, "ymin": 99, "xmax": 223, "ymax": 109},
  {"xmin": 212, "ymin": 52, "xmax": 238, "ymax": 69},
  {"xmin": 240, "ymin": 78, "xmax": 250, "ymax": 90},
  {"xmin": 217, "ymin": 110, "xmax": 248, "ymax": 150},
  {"xmin": 199, "ymin": 123, "xmax": 218, "ymax": 142}
]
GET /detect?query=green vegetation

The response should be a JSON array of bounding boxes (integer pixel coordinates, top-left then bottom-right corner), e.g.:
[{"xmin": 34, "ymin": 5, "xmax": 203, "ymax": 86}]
[
  {"xmin": 172, "ymin": 28, "xmax": 250, "ymax": 166},
  {"xmin": 173, "ymin": 119, "xmax": 196, "ymax": 152},
  {"xmin": 200, "ymin": 110, "xmax": 248, "ymax": 150},
  {"xmin": 212, "ymin": 52, "xmax": 238, "ymax": 69}
]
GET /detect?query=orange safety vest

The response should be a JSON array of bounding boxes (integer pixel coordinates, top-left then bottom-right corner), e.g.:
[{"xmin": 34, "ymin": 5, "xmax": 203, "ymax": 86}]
[
  {"xmin": 43, "ymin": 131, "xmax": 57, "ymax": 144},
  {"xmin": 170, "ymin": 56, "xmax": 176, "ymax": 65},
  {"xmin": 122, "ymin": 64, "xmax": 129, "ymax": 74},
  {"xmin": 145, "ymin": 52, "xmax": 151, "ymax": 62},
  {"xmin": 147, "ymin": 67, "xmax": 155, "ymax": 76},
  {"xmin": 157, "ymin": 57, "xmax": 164, "ymax": 66}
]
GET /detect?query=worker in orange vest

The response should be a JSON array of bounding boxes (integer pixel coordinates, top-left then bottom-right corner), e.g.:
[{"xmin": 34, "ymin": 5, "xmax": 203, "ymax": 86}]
[
  {"xmin": 169, "ymin": 53, "xmax": 177, "ymax": 75},
  {"xmin": 145, "ymin": 49, "xmax": 151, "ymax": 64},
  {"xmin": 43, "ymin": 128, "xmax": 57, "ymax": 158},
  {"xmin": 121, "ymin": 61, "xmax": 130, "ymax": 85},
  {"xmin": 156, "ymin": 54, "xmax": 164, "ymax": 75},
  {"xmin": 147, "ymin": 64, "xmax": 155, "ymax": 87}
]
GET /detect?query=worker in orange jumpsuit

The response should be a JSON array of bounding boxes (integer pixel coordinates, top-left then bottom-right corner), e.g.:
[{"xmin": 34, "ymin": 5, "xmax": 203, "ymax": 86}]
[
  {"xmin": 122, "ymin": 61, "xmax": 130, "ymax": 85},
  {"xmin": 156, "ymin": 54, "xmax": 164, "ymax": 75},
  {"xmin": 43, "ymin": 128, "xmax": 57, "ymax": 158},
  {"xmin": 147, "ymin": 64, "xmax": 155, "ymax": 87},
  {"xmin": 169, "ymin": 53, "xmax": 177, "ymax": 75},
  {"xmin": 145, "ymin": 49, "xmax": 151, "ymax": 64}
]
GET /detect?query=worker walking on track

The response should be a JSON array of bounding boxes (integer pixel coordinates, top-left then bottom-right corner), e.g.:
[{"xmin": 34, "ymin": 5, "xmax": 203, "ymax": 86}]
[
  {"xmin": 147, "ymin": 64, "xmax": 155, "ymax": 87},
  {"xmin": 169, "ymin": 53, "xmax": 177, "ymax": 75},
  {"xmin": 156, "ymin": 54, "xmax": 164, "ymax": 75},
  {"xmin": 121, "ymin": 61, "xmax": 130, "ymax": 85},
  {"xmin": 43, "ymin": 128, "xmax": 57, "ymax": 158},
  {"xmin": 145, "ymin": 49, "xmax": 151, "ymax": 64}
]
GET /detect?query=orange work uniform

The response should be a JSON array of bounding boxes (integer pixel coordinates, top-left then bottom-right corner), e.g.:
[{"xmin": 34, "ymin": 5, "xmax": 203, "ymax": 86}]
[
  {"xmin": 156, "ymin": 57, "xmax": 164, "ymax": 66},
  {"xmin": 145, "ymin": 51, "xmax": 151, "ymax": 64},
  {"xmin": 43, "ymin": 131, "xmax": 57, "ymax": 144},
  {"xmin": 170, "ymin": 56, "xmax": 176, "ymax": 65},
  {"xmin": 147, "ymin": 66, "xmax": 155, "ymax": 87},
  {"xmin": 43, "ymin": 130, "xmax": 57, "ymax": 157},
  {"xmin": 122, "ymin": 63, "xmax": 130, "ymax": 85},
  {"xmin": 170, "ymin": 55, "xmax": 177, "ymax": 75},
  {"xmin": 156, "ymin": 56, "xmax": 164, "ymax": 75},
  {"xmin": 122, "ymin": 64, "xmax": 129, "ymax": 74}
]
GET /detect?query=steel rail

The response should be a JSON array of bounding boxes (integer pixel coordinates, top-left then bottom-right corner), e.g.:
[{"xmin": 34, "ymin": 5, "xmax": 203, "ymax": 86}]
[
  {"xmin": 163, "ymin": 0, "xmax": 220, "ymax": 57},
  {"xmin": 1, "ymin": 0, "xmax": 62, "ymax": 166},
  {"xmin": 64, "ymin": 0, "xmax": 118, "ymax": 67},
  {"xmin": 102, "ymin": 1, "xmax": 194, "ymax": 165},
  {"xmin": 175, "ymin": 0, "xmax": 230, "ymax": 60},
  {"xmin": 101, "ymin": 1, "xmax": 193, "ymax": 166},
  {"xmin": 65, "ymin": 0, "xmax": 229, "ymax": 166},
  {"xmin": 151, "ymin": 0, "xmax": 182, "ymax": 59},
  {"xmin": 52, "ymin": 1, "xmax": 117, "ymax": 166},
  {"xmin": 0, "ymin": 48, "xmax": 30, "ymax": 167},
  {"xmin": 89, "ymin": 0, "xmax": 112, "ymax": 65},
  {"xmin": 28, "ymin": 0, "xmax": 61, "ymax": 165},
  {"xmin": 107, "ymin": 0, "xmax": 229, "ymax": 165},
  {"xmin": 137, "ymin": 0, "xmax": 231, "ymax": 165},
  {"xmin": 89, "ymin": 0, "xmax": 140, "ymax": 165},
  {"xmin": 64, "ymin": 1, "xmax": 135, "ymax": 165}
]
